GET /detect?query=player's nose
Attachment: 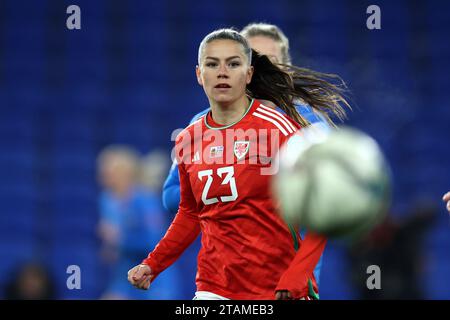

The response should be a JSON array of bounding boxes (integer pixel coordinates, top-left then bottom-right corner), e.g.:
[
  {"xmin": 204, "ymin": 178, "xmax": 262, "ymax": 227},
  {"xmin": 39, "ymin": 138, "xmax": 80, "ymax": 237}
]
[{"xmin": 217, "ymin": 63, "xmax": 229, "ymax": 78}]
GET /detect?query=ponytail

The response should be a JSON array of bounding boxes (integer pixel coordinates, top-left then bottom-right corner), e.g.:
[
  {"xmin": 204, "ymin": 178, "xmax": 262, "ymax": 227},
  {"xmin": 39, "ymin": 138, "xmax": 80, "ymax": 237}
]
[{"xmin": 247, "ymin": 49, "xmax": 351, "ymax": 127}]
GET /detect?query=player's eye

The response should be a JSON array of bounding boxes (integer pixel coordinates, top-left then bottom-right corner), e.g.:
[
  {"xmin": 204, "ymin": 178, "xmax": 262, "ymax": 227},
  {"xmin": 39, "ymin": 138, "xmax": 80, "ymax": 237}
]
[
  {"xmin": 229, "ymin": 61, "xmax": 240, "ymax": 67},
  {"xmin": 205, "ymin": 62, "xmax": 218, "ymax": 68}
]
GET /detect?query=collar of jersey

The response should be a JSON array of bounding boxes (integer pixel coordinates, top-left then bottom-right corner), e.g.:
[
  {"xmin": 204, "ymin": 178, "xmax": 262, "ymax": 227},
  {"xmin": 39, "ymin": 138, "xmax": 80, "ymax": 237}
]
[{"xmin": 204, "ymin": 98, "xmax": 255, "ymax": 130}]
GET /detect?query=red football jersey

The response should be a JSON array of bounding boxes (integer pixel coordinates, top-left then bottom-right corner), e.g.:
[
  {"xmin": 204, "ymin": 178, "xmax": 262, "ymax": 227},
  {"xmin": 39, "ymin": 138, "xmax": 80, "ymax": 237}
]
[{"xmin": 143, "ymin": 99, "xmax": 326, "ymax": 299}]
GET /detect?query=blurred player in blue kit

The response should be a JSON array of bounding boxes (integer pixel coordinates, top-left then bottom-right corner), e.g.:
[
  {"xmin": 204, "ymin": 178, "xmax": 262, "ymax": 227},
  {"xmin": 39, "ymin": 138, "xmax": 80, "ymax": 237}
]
[{"xmin": 97, "ymin": 146, "xmax": 181, "ymax": 299}]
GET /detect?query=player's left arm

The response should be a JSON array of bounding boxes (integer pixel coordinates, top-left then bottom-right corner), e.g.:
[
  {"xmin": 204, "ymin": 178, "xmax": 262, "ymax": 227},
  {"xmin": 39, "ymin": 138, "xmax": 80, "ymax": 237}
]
[
  {"xmin": 274, "ymin": 117, "xmax": 327, "ymax": 300},
  {"xmin": 275, "ymin": 232, "xmax": 327, "ymax": 299}
]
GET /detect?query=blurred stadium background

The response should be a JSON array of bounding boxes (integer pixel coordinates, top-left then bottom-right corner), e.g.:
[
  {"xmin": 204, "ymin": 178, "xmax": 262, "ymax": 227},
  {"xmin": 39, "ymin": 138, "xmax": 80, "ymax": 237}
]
[{"xmin": 0, "ymin": 0, "xmax": 449, "ymax": 299}]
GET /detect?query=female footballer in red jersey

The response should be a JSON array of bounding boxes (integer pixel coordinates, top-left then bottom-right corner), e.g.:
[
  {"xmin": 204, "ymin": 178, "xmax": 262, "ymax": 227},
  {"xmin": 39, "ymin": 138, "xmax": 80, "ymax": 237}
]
[{"xmin": 128, "ymin": 28, "xmax": 349, "ymax": 300}]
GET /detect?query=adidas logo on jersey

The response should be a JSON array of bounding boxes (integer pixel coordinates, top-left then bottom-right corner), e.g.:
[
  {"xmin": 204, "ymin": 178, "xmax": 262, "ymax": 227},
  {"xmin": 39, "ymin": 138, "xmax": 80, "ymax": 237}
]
[{"xmin": 192, "ymin": 151, "xmax": 200, "ymax": 163}]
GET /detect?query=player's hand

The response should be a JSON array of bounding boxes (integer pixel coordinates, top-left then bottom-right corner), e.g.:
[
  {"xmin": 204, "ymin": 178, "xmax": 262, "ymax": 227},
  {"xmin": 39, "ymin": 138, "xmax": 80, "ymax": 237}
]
[
  {"xmin": 275, "ymin": 290, "xmax": 292, "ymax": 300},
  {"xmin": 127, "ymin": 264, "xmax": 153, "ymax": 290},
  {"xmin": 443, "ymin": 192, "xmax": 450, "ymax": 213},
  {"xmin": 275, "ymin": 290, "xmax": 314, "ymax": 300}
]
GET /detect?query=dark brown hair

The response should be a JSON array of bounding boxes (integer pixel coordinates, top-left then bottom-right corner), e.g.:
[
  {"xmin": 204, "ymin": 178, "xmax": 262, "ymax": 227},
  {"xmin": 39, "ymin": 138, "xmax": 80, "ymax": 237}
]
[{"xmin": 247, "ymin": 49, "xmax": 350, "ymax": 127}]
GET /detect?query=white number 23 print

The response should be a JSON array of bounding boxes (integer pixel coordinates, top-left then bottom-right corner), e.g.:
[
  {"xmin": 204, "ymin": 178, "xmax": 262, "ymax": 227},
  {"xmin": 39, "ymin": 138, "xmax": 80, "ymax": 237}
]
[{"xmin": 197, "ymin": 166, "xmax": 238, "ymax": 205}]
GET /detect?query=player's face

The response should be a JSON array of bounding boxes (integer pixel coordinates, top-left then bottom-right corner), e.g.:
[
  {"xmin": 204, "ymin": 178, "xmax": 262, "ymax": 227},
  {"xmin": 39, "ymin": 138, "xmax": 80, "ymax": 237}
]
[
  {"xmin": 247, "ymin": 36, "xmax": 283, "ymax": 64},
  {"xmin": 99, "ymin": 156, "xmax": 134, "ymax": 193},
  {"xmin": 196, "ymin": 39, "xmax": 253, "ymax": 105}
]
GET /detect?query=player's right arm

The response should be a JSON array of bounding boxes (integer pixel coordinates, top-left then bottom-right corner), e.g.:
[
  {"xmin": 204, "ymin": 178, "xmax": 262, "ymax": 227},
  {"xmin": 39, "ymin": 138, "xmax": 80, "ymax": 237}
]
[{"xmin": 128, "ymin": 151, "xmax": 200, "ymax": 290}]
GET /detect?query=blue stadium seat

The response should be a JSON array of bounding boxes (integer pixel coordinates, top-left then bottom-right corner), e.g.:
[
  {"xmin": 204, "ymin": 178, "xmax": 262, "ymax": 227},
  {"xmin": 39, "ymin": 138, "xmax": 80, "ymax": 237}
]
[
  {"xmin": 319, "ymin": 244, "xmax": 355, "ymax": 299},
  {"xmin": 48, "ymin": 243, "xmax": 102, "ymax": 299},
  {"xmin": 424, "ymin": 253, "xmax": 450, "ymax": 299},
  {"xmin": 0, "ymin": 239, "xmax": 36, "ymax": 294}
]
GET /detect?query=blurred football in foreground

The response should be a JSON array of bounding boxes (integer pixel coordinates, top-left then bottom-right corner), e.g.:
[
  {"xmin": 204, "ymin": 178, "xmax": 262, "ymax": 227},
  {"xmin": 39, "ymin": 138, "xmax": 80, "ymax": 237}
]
[{"xmin": 274, "ymin": 126, "xmax": 391, "ymax": 240}]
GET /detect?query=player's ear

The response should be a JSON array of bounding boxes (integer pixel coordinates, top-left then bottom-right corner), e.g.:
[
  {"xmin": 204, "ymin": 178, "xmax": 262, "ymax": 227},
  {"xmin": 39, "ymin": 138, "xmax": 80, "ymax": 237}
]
[
  {"xmin": 196, "ymin": 65, "xmax": 203, "ymax": 86},
  {"xmin": 246, "ymin": 65, "xmax": 254, "ymax": 85}
]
